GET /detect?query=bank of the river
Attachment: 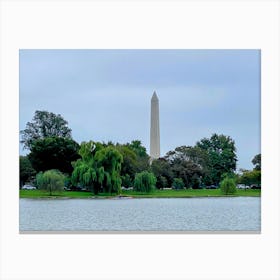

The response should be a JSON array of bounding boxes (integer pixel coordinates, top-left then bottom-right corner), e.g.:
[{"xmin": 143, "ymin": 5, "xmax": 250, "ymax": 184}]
[{"xmin": 20, "ymin": 189, "xmax": 261, "ymax": 199}]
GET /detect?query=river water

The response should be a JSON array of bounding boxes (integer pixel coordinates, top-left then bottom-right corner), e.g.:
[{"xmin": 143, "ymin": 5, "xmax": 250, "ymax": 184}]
[{"xmin": 19, "ymin": 197, "xmax": 261, "ymax": 232}]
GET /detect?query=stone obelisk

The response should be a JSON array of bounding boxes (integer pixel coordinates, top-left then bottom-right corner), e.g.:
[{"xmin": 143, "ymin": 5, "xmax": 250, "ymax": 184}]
[{"xmin": 150, "ymin": 91, "xmax": 160, "ymax": 160}]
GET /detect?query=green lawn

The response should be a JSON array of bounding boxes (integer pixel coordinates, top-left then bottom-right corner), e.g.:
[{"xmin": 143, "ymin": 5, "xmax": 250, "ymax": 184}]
[
  {"xmin": 122, "ymin": 189, "xmax": 261, "ymax": 198},
  {"xmin": 20, "ymin": 190, "xmax": 94, "ymax": 198},
  {"xmin": 20, "ymin": 188, "xmax": 261, "ymax": 199}
]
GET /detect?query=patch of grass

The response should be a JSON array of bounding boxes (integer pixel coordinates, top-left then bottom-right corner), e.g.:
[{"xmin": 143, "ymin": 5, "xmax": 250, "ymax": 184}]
[
  {"xmin": 20, "ymin": 190, "xmax": 94, "ymax": 198},
  {"xmin": 121, "ymin": 189, "xmax": 261, "ymax": 198},
  {"xmin": 20, "ymin": 188, "xmax": 261, "ymax": 199}
]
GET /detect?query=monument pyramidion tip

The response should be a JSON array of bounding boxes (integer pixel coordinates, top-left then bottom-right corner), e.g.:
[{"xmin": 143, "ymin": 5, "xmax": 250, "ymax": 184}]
[{"xmin": 152, "ymin": 91, "xmax": 158, "ymax": 100}]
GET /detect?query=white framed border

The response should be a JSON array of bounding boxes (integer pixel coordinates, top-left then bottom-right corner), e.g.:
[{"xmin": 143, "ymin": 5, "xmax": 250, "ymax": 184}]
[{"xmin": 1, "ymin": 1, "xmax": 279, "ymax": 280}]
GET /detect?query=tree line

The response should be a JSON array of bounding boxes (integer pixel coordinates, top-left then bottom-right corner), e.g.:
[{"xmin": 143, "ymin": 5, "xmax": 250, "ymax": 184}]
[{"xmin": 20, "ymin": 110, "xmax": 261, "ymax": 195}]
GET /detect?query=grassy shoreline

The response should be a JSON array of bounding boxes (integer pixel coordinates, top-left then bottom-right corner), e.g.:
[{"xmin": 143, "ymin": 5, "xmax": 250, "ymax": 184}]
[{"xmin": 20, "ymin": 189, "xmax": 261, "ymax": 199}]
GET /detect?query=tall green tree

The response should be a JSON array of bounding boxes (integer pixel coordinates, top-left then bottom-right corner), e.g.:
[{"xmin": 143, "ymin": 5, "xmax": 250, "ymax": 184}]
[
  {"xmin": 94, "ymin": 146, "xmax": 123, "ymax": 194},
  {"xmin": 195, "ymin": 133, "xmax": 237, "ymax": 185},
  {"xmin": 125, "ymin": 140, "xmax": 150, "ymax": 172},
  {"xmin": 116, "ymin": 144, "xmax": 138, "ymax": 187},
  {"xmin": 150, "ymin": 158, "xmax": 173, "ymax": 189},
  {"xmin": 252, "ymin": 154, "xmax": 261, "ymax": 171},
  {"xmin": 72, "ymin": 141, "xmax": 123, "ymax": 194},
  {"xmin": 21, "ymin": 110, "xmax": 72, "ymax": 149},
  {"xmin": 127, "ymin": 140, "xmax": 148, "ymax": 158},
  {"xmin": 28, "ymin": 137, "xmax": 80, "ymax": 174},
  {"xmin": 165, "ymin": 146, "xmax": 208, "ymax": 188},
  {"xmin": 71, "ymin": 141, "xmax": 104, "ymax": 194},
  {"xmin": 19, "ymin": 156, "xmax": 36, "ymax": 187}
]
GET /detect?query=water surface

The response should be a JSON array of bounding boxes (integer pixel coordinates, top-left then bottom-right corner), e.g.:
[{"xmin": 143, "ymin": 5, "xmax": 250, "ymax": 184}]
[{"xmin": 19, "ymin": 197, "xmax": 261, "ymax": 232}]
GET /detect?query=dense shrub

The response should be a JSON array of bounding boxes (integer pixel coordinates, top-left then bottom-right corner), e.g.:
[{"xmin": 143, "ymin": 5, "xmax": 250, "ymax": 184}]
[
  {"xmin": 133, "ymin": 171, "xmax": 156, "ymax": 193},
  {"xmin": 36, "ymin": 169, "xmax": 65, "ymax": 195},
  {"xmin": 121, "ymin": 174, "xmax": 133, "ymax": 188},
  {"xmin": 172, "ymin": 178, "xmax": 185, "ymax": 190},
  {"xmin": 157, "ymin": 176, "xmax": 168, "ymax": 189},
  {"xmin": 220, "ymin": 177, "xmax": 237, "ymax": 195}
]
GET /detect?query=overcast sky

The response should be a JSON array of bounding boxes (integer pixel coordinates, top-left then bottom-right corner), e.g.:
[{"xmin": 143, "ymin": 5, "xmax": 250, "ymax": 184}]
[{"xmin": 19, "ymin": 49, "xmax": 260, "ymax": 170}]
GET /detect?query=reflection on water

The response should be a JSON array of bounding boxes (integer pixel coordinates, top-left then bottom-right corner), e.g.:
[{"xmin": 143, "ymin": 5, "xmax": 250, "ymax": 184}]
[{"xmin": 19, "ymin": 197, "xmax": 261, "ymax": 231}]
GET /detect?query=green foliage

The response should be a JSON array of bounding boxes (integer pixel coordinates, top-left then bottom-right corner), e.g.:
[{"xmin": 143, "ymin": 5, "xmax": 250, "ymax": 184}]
[
  {"xmin": 35, "ymin": 171, "xmax": 44, "ymax": 188},
  {"xmin": 127, "ymin": 140, "xmax": 148, "ymax": 158},
  {"xmin": 125, "ymin": 140, "xmax": 150, "ymax": 172},
  {"xmin": 134, "ymin": 171, "xmax": 156, "ymax": 193},
  {"xmin": 220, "ymin": 177, "xmax": 237, "ymax": 195},
  {"xmin": 21, "ymin": 110, "xmax": 72, "ymax": 149},
  {"xmin": 72, "ymin": 162, "xmax": 97, "ymax": 189},
  {"xmin": 252, "ymin": 154, "xmax": 261, "ymax": 171},
  {"xmin": 121, "ymin": 174, "xmax": 133, "ymax": 188},
  {"xmin": 116, "ymin": 144, "xmax": 137, "ymax": 187},
  {"xmin": 64, "ymin": 175, "xmax": 72, "ymax": 188},
  {"xmin": 94, "ymin": 146, "xmax": 123, "ymax": 194},
  {"xmin": 172, "ymin": 178, "xmax": 185, "ymax": 190},
  {"xmin": 72, "ymin": 140, "xmax": 150, "ymax": 193},
  {"xmin": 150, "ymin": 158, "xmax": 173, "ymax": 189},
  {"xmin": 20, "ymin": 156, "xmax": 36, "ymax": 187},
  {"xmin": 157, "ymin": 176, "xmax": 168, "ymax": 189},
  {"xmin": 196, "ymin": 133, "xmax": 237, "ymax": 185},
  {"xmin": 77, "ymin": 141, "xmax": 104, "ymax": 162},
  {"xmin": 28, "ymin": 137, "xmax": 80, "ymax": 174},
  {"xmin": 21, "ymin": 119, "xmax": 245, "ymax": 197},
  {"xmin": 35, "ymin": 170, "xmax": 65, "ymax": 195},
  {"xmin": 72, "ymin": 142, "xmax": 123, "ymax": 194},
  {"xmin": 165, "ymin": 146, "xmax": 207, "ymax": 189},
  {"xmin": 221, "ymin": 172, "xmax": 237, "ymax": 182},
  {"xmin": 71, "ymin": 141, "xmax": 102, "ymax": 194},
  {"xmin": 239, "ymin": 169, "xmax": 261, "ymax": 186}
]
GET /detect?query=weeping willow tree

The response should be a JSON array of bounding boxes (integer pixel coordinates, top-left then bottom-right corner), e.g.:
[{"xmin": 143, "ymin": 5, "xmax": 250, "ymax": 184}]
[
  {"xmin": 71, "ymin": 141, "xmax": 123, "ymax": 194},
  {"xmin": 36, "ymin": 169, "xmax": 65, "ymax": 196},
  {"xmin": 134, "ymin": 171, "xmax": 157, "ymax": 193},
  {"xmin": 71, "ymin": 141, "xmax": 103, "ymax": 194},
  {"xmin": 220, "ymin": 176, "xmax": 237, "ymax": 195},
  {"xmin": 94, "ymin": 146, "xmax": 123, "ymax": 194}
]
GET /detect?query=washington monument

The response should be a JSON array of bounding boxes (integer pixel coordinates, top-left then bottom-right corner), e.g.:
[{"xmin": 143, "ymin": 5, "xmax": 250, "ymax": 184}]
[{"xmin": 150, "ymin": 91, "xmax": 160, "ymax": 160}]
